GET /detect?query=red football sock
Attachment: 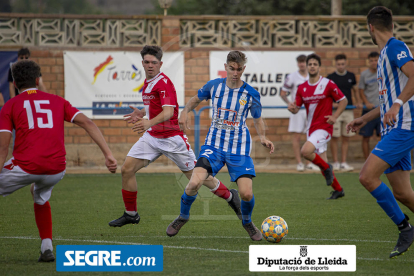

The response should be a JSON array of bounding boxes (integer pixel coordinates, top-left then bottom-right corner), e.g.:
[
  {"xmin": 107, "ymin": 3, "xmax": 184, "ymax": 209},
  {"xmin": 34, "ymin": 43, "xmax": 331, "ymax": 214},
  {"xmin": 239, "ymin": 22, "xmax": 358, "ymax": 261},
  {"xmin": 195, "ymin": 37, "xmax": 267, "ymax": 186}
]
[
  {"xmin": 211, "ymin": 181, "xmax": 231, "ymax": 200},
  {"xmin": 312, "ymin": 154, "xmax": 329, "ymax": 171},
  {"xmin": 331, "ymin": 177, "xmax": 343, "ymax": 192},
  {"xmin": 34, "ymin": 201, "xmax": 52, "ymax": 240},
  {"xmin": 122, "ymin": 189, "xmax": 137, "ymax": 212}
]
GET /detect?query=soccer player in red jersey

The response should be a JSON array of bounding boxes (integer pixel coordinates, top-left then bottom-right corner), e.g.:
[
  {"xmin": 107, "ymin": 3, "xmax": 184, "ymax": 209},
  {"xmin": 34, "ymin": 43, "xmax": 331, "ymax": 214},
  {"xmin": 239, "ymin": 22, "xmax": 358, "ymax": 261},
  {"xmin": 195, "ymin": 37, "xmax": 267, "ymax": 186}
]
[
  {"xmin": 0, "ymin": 60, "xmax": 117, "ymax": 262},
  {"xmin": 108, "ymin": 46, "xmax": 241, "ymax": 227},
  {"xmin": 288, "ymin": 54, "xmax": 348, "ymax": 199}
]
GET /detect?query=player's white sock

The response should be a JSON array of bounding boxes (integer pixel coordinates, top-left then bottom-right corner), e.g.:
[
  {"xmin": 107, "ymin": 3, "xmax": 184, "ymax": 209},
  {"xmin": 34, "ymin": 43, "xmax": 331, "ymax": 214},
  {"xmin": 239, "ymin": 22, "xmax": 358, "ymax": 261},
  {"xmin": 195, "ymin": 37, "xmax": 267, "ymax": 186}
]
[
  {"xmin": 126, "ymin": 211, "xmax": 137, "ymax": 216},
  {"xmin": 226, "ymin": 192, "xmax": 233, "ymax": 202},
  {"xmin": 41, "ymin": 238, "xmax": 53, "ymax": 253}
]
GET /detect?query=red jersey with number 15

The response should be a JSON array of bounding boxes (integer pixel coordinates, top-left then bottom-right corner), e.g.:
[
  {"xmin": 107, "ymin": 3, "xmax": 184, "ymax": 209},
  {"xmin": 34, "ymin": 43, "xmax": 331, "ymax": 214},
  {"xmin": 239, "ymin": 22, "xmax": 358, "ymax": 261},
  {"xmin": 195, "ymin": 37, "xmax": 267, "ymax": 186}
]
[
  {"xmin": 0, "ymin": 89, "xmax": 80, "ymax": 175},
  {"xmin": 296, "ymin": 77, "xmax": 346, "ymax": 136},
  {"xmin": 142, "ymin": 72, "xmax": 182, "ymax": 138}
]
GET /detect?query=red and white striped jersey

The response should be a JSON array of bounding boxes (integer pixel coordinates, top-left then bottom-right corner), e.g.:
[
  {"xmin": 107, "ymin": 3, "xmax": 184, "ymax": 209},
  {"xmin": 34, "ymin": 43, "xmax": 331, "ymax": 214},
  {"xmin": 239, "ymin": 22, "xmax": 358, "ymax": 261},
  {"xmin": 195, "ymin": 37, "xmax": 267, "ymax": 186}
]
[
  {"xmin": 142, "ymin": 72, "xmax": 182, "ymax": 138},
  {"xmin": 295, "ymin": 77, "xmax": 346, "ymax": 136}
]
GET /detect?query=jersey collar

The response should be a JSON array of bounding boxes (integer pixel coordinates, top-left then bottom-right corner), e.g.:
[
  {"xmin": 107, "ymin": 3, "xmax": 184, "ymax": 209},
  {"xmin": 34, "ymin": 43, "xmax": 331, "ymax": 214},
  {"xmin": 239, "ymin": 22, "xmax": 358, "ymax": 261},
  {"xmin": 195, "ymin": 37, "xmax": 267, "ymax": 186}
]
[
  {"xmin": 145, "ymin": 72, "xmax": 162, "ymax": 83},
  {"xmin": 307, "ymin": 76, "xmax": 323, "ymax": 86},
  {"xmin": 20, "ymin": 88, "xmax": 38, "ymax": 94}
]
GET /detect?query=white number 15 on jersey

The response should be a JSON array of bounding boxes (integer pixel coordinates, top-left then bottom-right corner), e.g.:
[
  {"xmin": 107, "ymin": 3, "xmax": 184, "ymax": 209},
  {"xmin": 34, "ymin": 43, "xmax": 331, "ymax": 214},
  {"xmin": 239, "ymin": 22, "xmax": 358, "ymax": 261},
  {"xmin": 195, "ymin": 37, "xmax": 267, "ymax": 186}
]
[{"xmin": 23, "ymin": 100, "xmax": 53, "ymax": 129}]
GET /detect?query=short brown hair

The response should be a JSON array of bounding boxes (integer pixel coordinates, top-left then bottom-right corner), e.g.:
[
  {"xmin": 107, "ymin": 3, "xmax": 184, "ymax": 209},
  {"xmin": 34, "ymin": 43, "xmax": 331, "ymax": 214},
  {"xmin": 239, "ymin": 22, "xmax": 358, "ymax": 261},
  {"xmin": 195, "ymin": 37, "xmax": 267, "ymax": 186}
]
[
  {"xmin": 306, "ymin": 54, "xmax": 321, "ymax": 66},
  {"xmin": 367, "ymin": 6, "xmax": 393, "ymax": 32},
  {"xmin": 296, "ymin": 55, "xmax": 306, "ymax": 62},
  {"xmin": 226, "ymin": 51, "xmax": 247, "ymax": 66},
  {"xmin": 141, "ymin": 45, "xmax": 163, "ymax": 61},
  {"xmin": 335, "ymin": 54, "xmax": 347, "ymax": 61},
  {"xmin": 11, "ymin": 60, "xmax": 41, "ymax": 90}
]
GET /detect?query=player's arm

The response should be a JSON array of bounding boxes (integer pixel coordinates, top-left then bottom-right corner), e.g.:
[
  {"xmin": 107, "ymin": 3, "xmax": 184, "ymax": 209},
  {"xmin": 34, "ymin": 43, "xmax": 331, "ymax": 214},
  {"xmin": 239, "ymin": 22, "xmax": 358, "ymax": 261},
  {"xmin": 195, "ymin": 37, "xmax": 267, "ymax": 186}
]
[
  {"xmin": 72, "ymin": 113, "xmax": 117, "ymax": 173},
  {"xmin": 253, "ymin": 117, "xmax": 274, "ymax": 154},
  {"xmin": 384, "ymin": 61, "xmax": 414, "ymax": 127},
  {"xmin": 124, "ymin": 106, "xmax": 146, "ymax": 124},
  {"xmin": 132, "ymin": 106, "xmax": 174, "ymax": 134},
  {"xmin": 352, "ymin": 85, "xmax": 363, "ymax": 108},
  {"xmin": 179, "ymin": 95, "xmax": 202, "ymax": 132},
  {"xmin": 347, "ymin": 106, "xmax": 380, "ymax": 134},
  {"xmin": 0, "ymin": 93, "xmax": 4, "ymax": 107},
  {"xmin": 9, "ymin": 82, "xmax": 15, "ymax": 98},
  {"xmin": 326, "ymin": 97, "xmax": 348, "ymax": 124},
  {"xmin": 38, "ymin": 77, "xmax": 47, "ymax": 92},
  {"xmin": 280, "ymin": 89, "xmax": 291, "ymax": 105},
  {"xmin": 0, "ymin": 132, "xmax": 11, "ymax": 169}
]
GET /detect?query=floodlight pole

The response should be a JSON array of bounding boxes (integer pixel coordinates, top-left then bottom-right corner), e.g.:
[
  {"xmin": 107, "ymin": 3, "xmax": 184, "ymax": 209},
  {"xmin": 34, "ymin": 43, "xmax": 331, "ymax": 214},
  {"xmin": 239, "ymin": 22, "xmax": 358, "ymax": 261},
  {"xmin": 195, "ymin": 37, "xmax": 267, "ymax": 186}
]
[{"xmin": 331, "ymin": 0, "xmax": 342, "ymax": 16}]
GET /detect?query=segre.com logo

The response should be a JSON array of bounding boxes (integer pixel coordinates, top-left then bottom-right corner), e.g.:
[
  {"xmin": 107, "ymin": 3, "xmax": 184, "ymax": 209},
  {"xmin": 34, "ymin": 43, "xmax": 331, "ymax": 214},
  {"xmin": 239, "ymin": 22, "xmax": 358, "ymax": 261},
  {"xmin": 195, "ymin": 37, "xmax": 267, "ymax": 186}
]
[{"xmin": 56, "ymin": 245, "xmax": 163, "ymax": 272}]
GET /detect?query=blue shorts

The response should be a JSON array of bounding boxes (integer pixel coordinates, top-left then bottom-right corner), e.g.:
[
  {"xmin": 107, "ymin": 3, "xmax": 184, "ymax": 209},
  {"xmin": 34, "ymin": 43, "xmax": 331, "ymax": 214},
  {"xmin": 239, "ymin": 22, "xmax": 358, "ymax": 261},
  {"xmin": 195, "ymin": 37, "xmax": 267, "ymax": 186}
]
[
  {"xmin": 359, "ymin": 109, "xmax": 381, "ymax": 137},
  {"xmin": 198, "ymin": 145, "xmax": 255, "ymax": 182},
  {"xmin": 371, "ymin": 128, "xmax": 414, "ymax": 174}
]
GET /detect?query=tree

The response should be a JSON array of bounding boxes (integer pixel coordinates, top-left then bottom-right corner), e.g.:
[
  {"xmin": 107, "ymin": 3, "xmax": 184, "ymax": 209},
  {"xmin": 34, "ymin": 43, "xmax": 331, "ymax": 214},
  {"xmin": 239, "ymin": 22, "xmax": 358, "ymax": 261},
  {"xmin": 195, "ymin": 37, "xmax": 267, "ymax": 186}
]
[
  {"xmin": 148, "ymin": 0, "xmax": 413, "ymax": 15},
  {"xmin": 11, "ymin": 0, "xmax": 102, "ymax": 14}
]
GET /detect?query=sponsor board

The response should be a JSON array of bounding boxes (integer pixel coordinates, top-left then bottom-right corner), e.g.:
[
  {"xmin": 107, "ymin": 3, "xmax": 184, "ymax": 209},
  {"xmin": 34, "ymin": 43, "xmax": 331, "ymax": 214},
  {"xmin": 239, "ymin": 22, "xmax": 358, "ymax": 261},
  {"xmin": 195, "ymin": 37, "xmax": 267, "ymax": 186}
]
[{"xmin": 249, "ymin": 245, "xmax": 356, "ymax": 272}]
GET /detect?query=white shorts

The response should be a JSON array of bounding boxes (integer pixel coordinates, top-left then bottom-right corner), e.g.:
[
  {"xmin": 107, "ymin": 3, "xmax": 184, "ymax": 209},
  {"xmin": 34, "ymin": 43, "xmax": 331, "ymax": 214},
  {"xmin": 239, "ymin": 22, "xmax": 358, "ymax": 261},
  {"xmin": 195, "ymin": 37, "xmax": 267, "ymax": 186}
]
[
  {"xmin": 288, "ymin": 109, "xmax": 307, "ymax": 133},
  {"xmin": 127, "ymin": 132, "xmax": 196, "ymax": 172},
  {"xmin": 0, "ymin": 158, "xmax": 65, "ymax": 205},
  {"xmin": 307, "ymin": 129, "xmax": 332, "ymax": 154}
]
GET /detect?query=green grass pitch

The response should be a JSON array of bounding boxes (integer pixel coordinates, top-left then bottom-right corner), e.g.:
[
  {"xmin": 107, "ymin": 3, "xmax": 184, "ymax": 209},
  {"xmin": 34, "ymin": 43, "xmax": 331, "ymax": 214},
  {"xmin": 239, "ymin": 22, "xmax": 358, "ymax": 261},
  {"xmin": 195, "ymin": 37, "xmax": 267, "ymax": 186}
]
[{"xmin": 1, "ymin": 173, "xmax": 414, "ymax": 275}]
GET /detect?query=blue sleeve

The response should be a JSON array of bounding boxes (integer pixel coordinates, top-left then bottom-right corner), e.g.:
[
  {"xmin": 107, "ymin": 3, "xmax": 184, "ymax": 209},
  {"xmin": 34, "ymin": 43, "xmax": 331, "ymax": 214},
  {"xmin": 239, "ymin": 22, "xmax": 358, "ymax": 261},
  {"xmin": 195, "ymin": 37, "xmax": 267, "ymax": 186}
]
[
  {"xmin": 250, "ymin": 93, "xmax": 262, "ymax": 119},
  {"xmin": 197, "ymin": 81, "xmax": 213, "ymax": 101},
  {"xmin": 388, "ymin": 40, "xmax": 414, "ymax": 69}
]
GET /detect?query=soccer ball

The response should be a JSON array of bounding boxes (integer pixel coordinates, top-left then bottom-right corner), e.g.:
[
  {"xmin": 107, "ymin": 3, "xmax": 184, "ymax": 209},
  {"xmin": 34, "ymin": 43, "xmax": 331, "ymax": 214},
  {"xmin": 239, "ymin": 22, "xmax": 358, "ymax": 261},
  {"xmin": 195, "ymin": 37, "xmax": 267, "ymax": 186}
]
[{"xmin": 261, "ymin": 216, "xmax": 288, "ymax": 243}]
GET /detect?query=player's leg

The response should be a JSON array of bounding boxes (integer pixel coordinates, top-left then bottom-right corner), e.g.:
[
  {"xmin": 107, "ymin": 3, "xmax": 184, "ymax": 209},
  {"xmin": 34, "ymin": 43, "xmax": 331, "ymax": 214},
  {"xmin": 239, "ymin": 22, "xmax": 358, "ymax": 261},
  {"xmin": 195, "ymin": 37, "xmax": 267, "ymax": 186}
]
[
  {"xmin": 288, "ymin": 111, "xmax": 305, "ymax": 171},
  {"xmin": 359, "ymin": 129, "xmax": 414, "ymax": 258},
  {"xmin": 166, "ymin": 146, "xmax": 225, "ymax": 237},
  {"xmin": 32, "ymin": 171, "xmax": 65, "ymax": 262},
  {"xmin": 330, "ymin": 119, "xmax": 341, "ymax": 170},
  {"xmin": 109, "ymin": 133, "xmax": 160, "ymax": 227}
]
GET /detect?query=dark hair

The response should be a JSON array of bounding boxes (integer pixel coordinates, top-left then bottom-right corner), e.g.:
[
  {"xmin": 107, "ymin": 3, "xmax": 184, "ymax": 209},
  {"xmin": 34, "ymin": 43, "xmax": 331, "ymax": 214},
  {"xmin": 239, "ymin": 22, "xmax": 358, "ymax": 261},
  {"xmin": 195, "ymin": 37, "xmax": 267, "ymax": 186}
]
[
  {"xmin": 368, "ymin": 51, "xmax": 380, "ymax": 59},
  {"xmin": 296, "ymin": 55, "xmax": 307, "ymax": 62},
  {"xmin": 367, "ymin": 6, "xmax": 393, "ymax": 32},
  {"xmin": 17, "ymin": 47, "xmax": 30, "ymax": 57},
  {"xmin": 306, "ymin": 54, "xmax": 321, "ymax": 66},
  {"xmin": 11, "ymin": 60, "xmax": 41, "ymax": 90},
  {"xmin": 335, "ymin": 54, "xmax": 347, "ymax": 61},
  {"xmin": 140, "ymin": 45, "xmax": 163, "ymax": 61},
  {"xmin": 227, "ymin": 50, "xmax": 247, "ymax": 66}
]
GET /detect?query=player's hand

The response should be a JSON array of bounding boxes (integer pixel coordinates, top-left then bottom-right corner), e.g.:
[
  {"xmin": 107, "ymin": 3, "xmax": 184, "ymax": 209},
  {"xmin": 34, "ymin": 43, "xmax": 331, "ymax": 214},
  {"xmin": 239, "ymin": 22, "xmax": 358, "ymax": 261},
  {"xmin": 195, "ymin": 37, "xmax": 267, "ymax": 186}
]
[
  {"xmin": 105, "ymin": 155, "xmax": 117, "ymax": 173},
  {"xmin": 261, "ymin": 138, "xmax": 274, "ymax": 154},
  {"xmin": 287, "ymin": 102, "xmax": 299, "ymax": 114},
  {"xmin": 346, "ymin": 117, "xmax": 367, "ymax": 133},
  {"xmin": 383, "ymin": 103, "xmax": 400, "ymax": 128},
  {"xmin": 356, "ymin": 103, "xmax": 364, "ymax": 109},
  {"xmin": 124, "ymin": 106, "xmax": 145, "ymax": 124},
  {"xmin": 131, "ymin": 118, "xmax": 152, "ymax": 134},
  {"xmin": 366, "ymin": 103, "xmax": 375, "ymax": 110},
  {"xmin": 325, "ymin": 115, "xmax": 337, "ymax": 125},
  {"xmin": 179, "ymin": 112, "xmax": 190, "ymax": 133}
]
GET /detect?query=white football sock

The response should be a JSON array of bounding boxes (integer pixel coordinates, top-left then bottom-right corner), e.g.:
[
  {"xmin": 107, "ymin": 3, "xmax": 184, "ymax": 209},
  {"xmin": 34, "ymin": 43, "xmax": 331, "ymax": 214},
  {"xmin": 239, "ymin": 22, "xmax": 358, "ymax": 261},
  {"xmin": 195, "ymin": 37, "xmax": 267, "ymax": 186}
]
[
  {"xmin": 41, "ymin": 238, "xmax": 53, "ymax": 253},
  {"xmin": 126, "ymin": 211, "xmax": 137, "ymax": 216}
]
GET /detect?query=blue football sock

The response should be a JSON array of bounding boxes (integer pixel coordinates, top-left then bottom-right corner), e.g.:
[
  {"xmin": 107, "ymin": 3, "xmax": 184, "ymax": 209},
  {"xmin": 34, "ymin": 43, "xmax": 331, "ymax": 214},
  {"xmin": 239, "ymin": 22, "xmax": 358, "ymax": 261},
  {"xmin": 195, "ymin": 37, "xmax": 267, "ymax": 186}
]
[
  {"xmin": 241, "ymin": 195, "xmax": 255, "ymax": 225},
  {"xmin": 180, "ymin": 192, "xmax": 197, "ymax": 220},
  {"xmin": 370, "ymin": 182, "xmax": 405, "ymax": 225}
]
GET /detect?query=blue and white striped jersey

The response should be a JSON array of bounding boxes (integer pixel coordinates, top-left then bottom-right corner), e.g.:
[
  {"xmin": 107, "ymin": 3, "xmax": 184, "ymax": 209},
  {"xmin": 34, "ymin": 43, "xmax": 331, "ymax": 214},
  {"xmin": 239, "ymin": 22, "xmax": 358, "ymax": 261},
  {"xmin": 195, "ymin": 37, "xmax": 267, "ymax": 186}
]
[
  {"xmin": 378, "ymin": 37, "xmax": 414, "ymax": 135},
  {"xmin": 198, "ymin": 78, "xmax": 262, "ymax": 156}
]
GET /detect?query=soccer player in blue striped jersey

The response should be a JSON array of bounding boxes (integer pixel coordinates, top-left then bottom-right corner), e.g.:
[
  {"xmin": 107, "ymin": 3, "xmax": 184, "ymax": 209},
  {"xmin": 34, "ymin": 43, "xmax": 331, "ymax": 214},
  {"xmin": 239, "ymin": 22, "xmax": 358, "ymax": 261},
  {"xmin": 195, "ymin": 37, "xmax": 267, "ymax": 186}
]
[
  {"xmin": 347, "ymin": 6, "xmax": 414, "ymax": 258},
  {"xmin": 166, "ymin": 51, "xmax": 274, "ymax": 240}
]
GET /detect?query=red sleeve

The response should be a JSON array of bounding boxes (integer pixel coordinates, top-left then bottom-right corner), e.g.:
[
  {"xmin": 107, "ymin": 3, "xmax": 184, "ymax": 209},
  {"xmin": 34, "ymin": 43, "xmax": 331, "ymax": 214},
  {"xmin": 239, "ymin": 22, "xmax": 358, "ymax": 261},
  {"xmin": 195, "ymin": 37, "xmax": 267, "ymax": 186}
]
[
  {"xmin": 0, "ymin": 101, "xmax": 13, "ymax": 133},
  {"xmin": 158, "ymin": 78, "xmax": 177, "ymax": 107},
  {"xmin": 328, "ymin": 80, "xmax": 346, "ymax": 102},
  {"xmin": 295, "ymin": 86, "xmax": 303, "ymax": 107},
  {"xmin": 63, "ymin": 98, "xmax": 81, "ymax": 122}
]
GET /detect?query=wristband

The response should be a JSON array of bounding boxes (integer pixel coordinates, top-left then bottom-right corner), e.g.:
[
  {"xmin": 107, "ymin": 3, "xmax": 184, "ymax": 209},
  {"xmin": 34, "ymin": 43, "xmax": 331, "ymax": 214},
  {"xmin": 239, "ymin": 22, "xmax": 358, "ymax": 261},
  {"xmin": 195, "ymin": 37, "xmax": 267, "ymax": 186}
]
[{"xmin": 394, "ymin": 99, "xmax": 404, "ymax": 106}]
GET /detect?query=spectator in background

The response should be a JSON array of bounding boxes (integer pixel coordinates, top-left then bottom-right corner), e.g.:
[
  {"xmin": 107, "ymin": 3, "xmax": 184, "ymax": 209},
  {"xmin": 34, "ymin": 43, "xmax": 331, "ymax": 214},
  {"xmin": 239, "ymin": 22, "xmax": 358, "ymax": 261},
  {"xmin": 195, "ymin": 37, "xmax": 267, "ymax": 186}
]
[
  {"xmin": 281, "ymin": 55, "xmax": 319, "ymax": 172},
  {"xmin": 8, "ymin": 48, "xmax": 47, "ymax": 98},
  {"xmin": 359, "ymin": 52, "xmax": 381, "ymax": 160},
  {"xmin": 327, "ymin": 54, "xmax": 362, "ymax": 171}
]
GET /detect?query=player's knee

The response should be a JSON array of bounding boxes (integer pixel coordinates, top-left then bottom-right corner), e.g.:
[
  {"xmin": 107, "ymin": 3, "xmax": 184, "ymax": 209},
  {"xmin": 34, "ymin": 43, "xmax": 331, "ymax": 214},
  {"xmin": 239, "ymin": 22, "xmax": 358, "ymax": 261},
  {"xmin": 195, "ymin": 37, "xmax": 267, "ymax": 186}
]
[
  {"xmin": 185, "ymin": 180, "xmax": 201, "ymax": 194},
  {"xmin": 239, "ymin": 190, "xmax": 253, "ymax": 201},
  {"xmin": 358, "ymin": 172, "xmax": 372, "ymax": 188},
  {"xmin": 300, "ymin": 148, "xmax": 311, "ymax": 159},
  {"xmin": 121, "ymin": 163, "xmax": 135, "ymax": 176},
  {"xmin": 393, "ymin": 190, "xmax": 410, "ymax": 204}
]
